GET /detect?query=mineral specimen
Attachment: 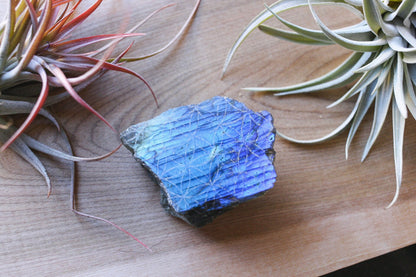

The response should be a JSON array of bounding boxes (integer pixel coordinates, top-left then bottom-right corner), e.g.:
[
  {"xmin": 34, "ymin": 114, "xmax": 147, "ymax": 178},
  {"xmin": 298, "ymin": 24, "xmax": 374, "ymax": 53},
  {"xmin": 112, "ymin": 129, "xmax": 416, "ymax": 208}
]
[{"xmin": 121, "ymin": 96, "xmax": 276, "ymax": 227}]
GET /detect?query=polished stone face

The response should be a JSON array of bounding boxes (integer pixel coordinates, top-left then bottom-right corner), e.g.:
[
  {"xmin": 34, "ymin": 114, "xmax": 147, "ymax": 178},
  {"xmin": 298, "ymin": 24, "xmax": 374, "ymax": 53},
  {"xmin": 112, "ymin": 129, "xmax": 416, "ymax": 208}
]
[{"xmin": 121, "ymin": 96, "xmax": 277, "ymax": 227}]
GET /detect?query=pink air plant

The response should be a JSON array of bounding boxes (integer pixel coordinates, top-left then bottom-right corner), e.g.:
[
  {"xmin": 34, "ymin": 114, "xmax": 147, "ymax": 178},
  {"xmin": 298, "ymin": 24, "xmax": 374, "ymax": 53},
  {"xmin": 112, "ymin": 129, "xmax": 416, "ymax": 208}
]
[{"xmin": 0, "ymin": 0, "xmax": 200, "ymax": 249}]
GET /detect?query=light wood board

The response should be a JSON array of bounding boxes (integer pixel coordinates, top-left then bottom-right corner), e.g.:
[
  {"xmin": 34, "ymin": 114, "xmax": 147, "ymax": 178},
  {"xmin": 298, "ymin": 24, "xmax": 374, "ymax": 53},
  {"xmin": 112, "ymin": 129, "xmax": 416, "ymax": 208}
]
[{"xmin": 2, "ymin": 1, "xmax": 416, "ymax": 276}]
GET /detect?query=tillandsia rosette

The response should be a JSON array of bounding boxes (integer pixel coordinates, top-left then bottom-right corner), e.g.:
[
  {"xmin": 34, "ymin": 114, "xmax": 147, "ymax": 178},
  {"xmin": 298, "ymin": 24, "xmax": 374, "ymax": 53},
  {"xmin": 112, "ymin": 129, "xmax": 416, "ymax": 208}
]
[
  {"xmin": 223, "ymin": 0, "xmax": 416, "ymax": 206},
  {"xmin": 0, "ymin": 0, "xmax": 199, "ymax": 248}
]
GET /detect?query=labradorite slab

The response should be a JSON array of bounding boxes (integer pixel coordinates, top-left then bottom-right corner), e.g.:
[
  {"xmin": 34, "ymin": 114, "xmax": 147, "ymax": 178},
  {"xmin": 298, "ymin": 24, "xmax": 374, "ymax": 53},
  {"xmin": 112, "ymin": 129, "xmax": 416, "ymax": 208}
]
[{"xmin": 120, "ymin": 96, "xmax": 276, "ymax": 227}]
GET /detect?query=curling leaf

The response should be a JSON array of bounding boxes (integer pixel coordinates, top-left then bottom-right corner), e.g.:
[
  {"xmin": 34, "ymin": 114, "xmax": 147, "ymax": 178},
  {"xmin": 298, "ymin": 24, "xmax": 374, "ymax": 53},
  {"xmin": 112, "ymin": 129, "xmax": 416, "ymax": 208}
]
[
  {"xmin": 222, "ymin": 0, "xmax": 362, "ymax": 76},
  {"xmin": 345, "ymin": 81, "xmax": 377, "ymax": 159},
  {"xmin": 0, "ymin": 0, "xmax": 201, "ymax": 247},
  {"xmin": 21, "ymin": 133, "xmax": 121, "ymax": 162},
  {"xmin": 264, "ymin": 5, "xmax": 372, "ymax": 43},
  {"xmin": 403, "ymin": 64, "xmax": 416, "ymax": 119},
  {"xmin": 387, "ymin": 98, "xmax": 405, "ymax": 208},
  {"xmin": 355, "ymin": 46, "xmax": 395, "ymax": 72},
  {"xmin": 393, "ymin": 53, "xmax": 408, "ymax": 119},
  {"xmin": 225, "ymin": 0, "xmax": 416, "ymax": 205},
  {"xmin": 274, "ymin": 87, "xmax": 367, "ymax": 144},
  {"xmin": 328, "ymin": 60, "xmax": 383, "ymax": 108},
  {"xmin": 309, "ymin": 0, "xmax": 388, "ymax": 52},
  {"xmin": 0, "ymin": 122, "xmax": 51, "ymax": 196},
  {"xmin": 1, "ymin": 59, "xmax": 49, "ymax": 152},
  {"xmin": 362, "ymin": 71, "xmax": 393, "ymax": 161},
  {"xmin": 258, "ymin": 25, "xmax": 332, "ymax": 45},
  {"xmin": 244, "ymin": 52, "xmax": 371, "ymax": 94}
]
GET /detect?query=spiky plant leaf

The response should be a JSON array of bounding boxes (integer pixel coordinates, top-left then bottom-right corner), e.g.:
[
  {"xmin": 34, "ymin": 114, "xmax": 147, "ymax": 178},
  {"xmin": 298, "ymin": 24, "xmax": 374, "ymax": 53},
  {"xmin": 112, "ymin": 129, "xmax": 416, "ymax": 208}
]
[
  {"xmin": 224, "ymin": 0, "xmax": 416, "ymax": 205},
  {"xmin": 0, "ymin": 0, "xmax": 200, "ymax": 247},
  {"xmin": 1, "ymin": 0, "xmax": 199, "ymax": 185}
]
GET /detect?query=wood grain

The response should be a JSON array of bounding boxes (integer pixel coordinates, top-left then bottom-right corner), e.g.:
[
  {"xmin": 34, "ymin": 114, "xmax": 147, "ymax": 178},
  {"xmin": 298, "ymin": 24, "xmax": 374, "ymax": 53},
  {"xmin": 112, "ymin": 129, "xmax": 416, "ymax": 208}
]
[{"xmin": 2, "ymin": 1, "xmax": 416, "ymax": 276}]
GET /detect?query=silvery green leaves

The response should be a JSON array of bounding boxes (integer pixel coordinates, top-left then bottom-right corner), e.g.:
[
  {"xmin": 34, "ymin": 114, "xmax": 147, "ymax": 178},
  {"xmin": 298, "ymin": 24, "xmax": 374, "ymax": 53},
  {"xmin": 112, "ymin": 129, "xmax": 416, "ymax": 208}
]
[
  {"xmin": 0, "ymin": 0, "xmax": 200, "ymax": 197},
  {"xmin": 223, "ymin": 0, "xmax": 416, "ymax": 206}
]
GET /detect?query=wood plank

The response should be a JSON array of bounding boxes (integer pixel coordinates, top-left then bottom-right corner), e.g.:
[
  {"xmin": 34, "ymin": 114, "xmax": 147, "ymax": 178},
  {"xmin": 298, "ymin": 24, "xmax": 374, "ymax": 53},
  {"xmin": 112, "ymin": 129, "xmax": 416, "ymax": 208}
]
[{"xmin": 2, "ymin": 1, "xmax": 416, "ymax": 276}]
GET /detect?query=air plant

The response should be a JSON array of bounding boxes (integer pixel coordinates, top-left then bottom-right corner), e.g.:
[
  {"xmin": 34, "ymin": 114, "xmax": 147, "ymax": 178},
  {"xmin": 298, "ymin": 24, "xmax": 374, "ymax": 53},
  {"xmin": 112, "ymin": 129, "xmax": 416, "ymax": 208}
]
[
  {"xmin": 223, "ymin": 0, "xmax": 416, "ymax": 207},
  {"xmin": 1, "ymin": 0, "xmax": 200, "ymax": 248}
]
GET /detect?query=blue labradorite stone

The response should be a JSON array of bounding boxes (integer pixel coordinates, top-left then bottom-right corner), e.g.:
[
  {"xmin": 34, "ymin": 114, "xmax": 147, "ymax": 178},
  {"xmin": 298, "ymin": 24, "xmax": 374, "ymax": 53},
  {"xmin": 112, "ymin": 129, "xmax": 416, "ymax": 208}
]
[{"xmin": 121, "ymin": 96, "xmax": 276, "ymax": 227}]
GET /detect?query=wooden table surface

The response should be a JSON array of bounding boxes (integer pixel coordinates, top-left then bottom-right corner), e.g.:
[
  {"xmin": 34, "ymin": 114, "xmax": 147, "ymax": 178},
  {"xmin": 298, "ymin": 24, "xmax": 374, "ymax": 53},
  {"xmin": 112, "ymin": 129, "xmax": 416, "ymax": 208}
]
[{"xmin": 3, "ymin": 1, "xmax": 416, "ymax": 276}]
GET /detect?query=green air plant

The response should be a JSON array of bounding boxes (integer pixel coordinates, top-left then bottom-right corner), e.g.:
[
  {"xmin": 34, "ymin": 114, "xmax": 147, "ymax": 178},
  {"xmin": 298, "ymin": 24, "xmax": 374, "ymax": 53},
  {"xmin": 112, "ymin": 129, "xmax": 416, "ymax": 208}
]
[
  {"xmin": 223, "ymin": 0, "xmax": 416, "ymax": 207},
  {"xmin": 0, "ymin": 0, "xmax": 200, "ymax": 248}
]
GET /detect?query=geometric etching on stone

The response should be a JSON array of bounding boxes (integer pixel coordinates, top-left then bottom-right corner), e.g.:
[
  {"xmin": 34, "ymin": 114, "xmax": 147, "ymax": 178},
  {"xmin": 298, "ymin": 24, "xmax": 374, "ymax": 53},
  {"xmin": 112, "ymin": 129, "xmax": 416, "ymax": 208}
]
[{"xmin": 121, "ymin": 96, "xmax": 277, "ymax": 227}]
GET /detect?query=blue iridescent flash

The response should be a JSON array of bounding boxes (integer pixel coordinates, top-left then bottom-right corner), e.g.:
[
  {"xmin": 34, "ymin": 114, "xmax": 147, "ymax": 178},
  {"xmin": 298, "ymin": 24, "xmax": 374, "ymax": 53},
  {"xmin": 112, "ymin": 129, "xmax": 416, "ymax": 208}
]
[{"xmin": 121, "ymin": 96, "xmax": 276, "ymax": 227}]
